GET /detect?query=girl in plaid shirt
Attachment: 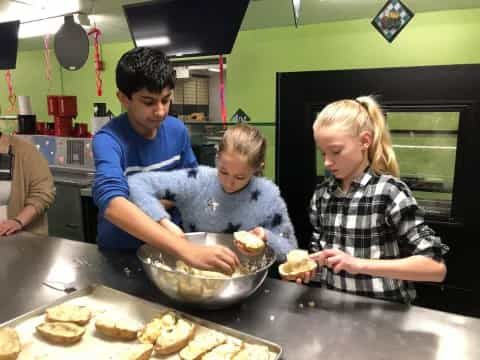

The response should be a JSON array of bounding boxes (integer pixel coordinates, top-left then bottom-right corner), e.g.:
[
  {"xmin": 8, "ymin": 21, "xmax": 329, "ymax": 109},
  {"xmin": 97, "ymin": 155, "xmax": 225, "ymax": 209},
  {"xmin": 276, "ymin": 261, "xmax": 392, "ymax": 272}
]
[{"xmin": 293, "ymin": 96, "xmax": 448, "ymax": 303}]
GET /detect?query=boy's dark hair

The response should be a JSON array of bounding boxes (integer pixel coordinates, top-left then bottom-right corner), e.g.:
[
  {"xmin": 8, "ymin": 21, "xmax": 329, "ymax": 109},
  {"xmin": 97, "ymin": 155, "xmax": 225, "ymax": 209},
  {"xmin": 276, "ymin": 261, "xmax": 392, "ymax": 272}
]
[{"xmin": 116, "ymin": 47, "xmax": 175, "ymax": 99}]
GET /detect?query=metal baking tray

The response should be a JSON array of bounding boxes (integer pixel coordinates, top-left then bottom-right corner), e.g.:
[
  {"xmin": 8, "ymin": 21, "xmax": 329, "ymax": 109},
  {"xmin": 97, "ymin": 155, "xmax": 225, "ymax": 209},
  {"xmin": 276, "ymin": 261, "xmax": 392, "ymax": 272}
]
[{"xmin": 0, "ymin": 284, "xmax": 282, "ymax": 359}]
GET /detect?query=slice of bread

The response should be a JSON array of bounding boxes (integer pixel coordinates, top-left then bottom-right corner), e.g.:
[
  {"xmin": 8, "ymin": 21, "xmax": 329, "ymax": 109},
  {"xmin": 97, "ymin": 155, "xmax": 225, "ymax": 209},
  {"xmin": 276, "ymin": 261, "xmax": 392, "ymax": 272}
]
[
  {"xmin": 114, "ymin": 343, "xmax": 153, "ymax": 360},
  {"xmin": 95, "ymin": 315, "xmax": 143, "ymax": 340},
  {"xmin": 202, "ymin": 339, "xmax": 243, "ymax": 360},
  {"xmin": 36, "ymin": 322, "xmax": 85, "ymax": 345},
  {"xmin": 232, "ymin": 344, "xmax": 271, "ymax": 360},
  {"xmin": 45, "ymin": 304, "xmax": 91, "ymax": 326},
  {"xmin": 137, "ymin": 312, "xmax": 177, "ymax": 345},
  {"xmin": 179, "ymin": 331, "xmax": 227, "ymax": 360},
  {"xmin": 278, "ymin": 250, "xmax": 317, "ymax": 280},
  {"xmin": 233, "ymin": 231, "xmax": 265, "ymax": 255},
  {"xmin": 154, "ymin": 318, "xmax": 195, "ymax": 355},
  {"xmin": 0, "ymin": 327, "xmax": 21, "ymax": 360}
]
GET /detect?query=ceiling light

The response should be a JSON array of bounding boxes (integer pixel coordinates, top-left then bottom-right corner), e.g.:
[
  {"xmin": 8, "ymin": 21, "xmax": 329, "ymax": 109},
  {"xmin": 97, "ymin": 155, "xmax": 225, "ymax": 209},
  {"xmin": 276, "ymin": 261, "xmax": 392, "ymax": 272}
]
[
  {"xmin": 136, "ymin": 36, "xmax": 171, "ymax": 47},
  {"xmin": 208, "ymin": 68, "xmax": 220, "ymax": 72},
  {"xmin": 18, "ymin": 13, "xmax": 89, "ymax": 38}
]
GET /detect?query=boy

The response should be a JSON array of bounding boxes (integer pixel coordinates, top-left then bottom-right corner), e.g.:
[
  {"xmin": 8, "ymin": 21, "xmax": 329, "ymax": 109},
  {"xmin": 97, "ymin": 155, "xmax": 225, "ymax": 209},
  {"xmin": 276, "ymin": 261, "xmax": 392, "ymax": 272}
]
[{"xmin": 92, "ymin": 47, "xmax": 238, "ymax": 273}]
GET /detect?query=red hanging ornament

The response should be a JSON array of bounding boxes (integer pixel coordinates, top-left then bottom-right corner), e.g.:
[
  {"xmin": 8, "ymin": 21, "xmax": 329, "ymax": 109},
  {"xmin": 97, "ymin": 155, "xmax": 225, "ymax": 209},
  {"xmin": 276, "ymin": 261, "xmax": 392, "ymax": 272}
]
[
  {"xmin": 5, "ymin": 70, "xmax": 17, "ymax": 114},
  {"xmin": 43, "ymin": 34, "xmax": 53, "ymax": 89},
  {"xmin": 88, "ymin": 27, "xmax": 103, "ymax": 97},
  {"xmin": 219, "ymin": 55, "xmax": 226, "ymax": 128}
]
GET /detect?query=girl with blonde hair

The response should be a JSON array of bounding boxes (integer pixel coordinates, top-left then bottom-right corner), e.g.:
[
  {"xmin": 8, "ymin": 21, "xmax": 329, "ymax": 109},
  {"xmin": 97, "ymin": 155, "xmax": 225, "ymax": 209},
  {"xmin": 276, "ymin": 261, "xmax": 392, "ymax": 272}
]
[{"xmin": 288, "ymin": 96, "xmax": 448, "ymax": 303}]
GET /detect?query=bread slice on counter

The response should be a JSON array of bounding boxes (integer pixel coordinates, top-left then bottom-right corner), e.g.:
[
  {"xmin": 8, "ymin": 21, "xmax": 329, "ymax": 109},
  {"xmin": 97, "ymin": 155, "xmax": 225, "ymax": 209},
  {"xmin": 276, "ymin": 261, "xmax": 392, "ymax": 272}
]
[
  {"xmin": 232, "ymin": 344, "xmax": 272, "ymax": 360},
  {"xmin": 154, "ymin": 318, "xmax": 195, "ymax": 355},
  {"xmin": 95, "ymin": 315, "xmax": 143, "ymax": 340},
  {"xmin": 201, "ymin": 339, "xmax": 243, "ymax": 360},
  {"xmin": 0, "ymin": 327, "xmax": 21, "ymax": 360},
  {"xmin": 278, "ymin": 249, "xmax": 317, "ymax": 280},
  {"xmin": 112, "ymin": 343, "xmax": 153, "ymax": 360},
  {"xmin": 233, "ymin": 231, "xmax": 265, "ymax": 255},
  {"xmin": 45, "ymin": 304, "xmax": 91, "ymax": 326},
  {"xmin": 36, "ymin": 322, "xmax": 86, "ymax": 345},
  {"xmin": 137, "ymin": 311, "xmax": 177, "ymax": 344},
  {"xmin": 179, "ymin": 330, "xmax": 227, "ymax": 360}
]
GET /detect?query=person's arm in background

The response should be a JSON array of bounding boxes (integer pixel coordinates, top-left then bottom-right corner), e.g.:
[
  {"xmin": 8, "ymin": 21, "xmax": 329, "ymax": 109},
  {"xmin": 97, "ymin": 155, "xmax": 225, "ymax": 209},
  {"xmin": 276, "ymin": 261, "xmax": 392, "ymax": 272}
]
[
  {"xmin": 93, "ymin": 134, "xmax": 239, "ymax": 273},
  {"xmin": 0, "ymin": 143, "xmax": 55, "ymax": 236}
]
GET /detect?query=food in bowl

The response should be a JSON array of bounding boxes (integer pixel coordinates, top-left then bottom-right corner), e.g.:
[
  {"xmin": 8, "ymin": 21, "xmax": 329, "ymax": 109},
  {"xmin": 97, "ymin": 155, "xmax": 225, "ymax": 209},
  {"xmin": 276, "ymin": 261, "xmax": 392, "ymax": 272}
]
[
  {"xmin": 138, "ymin": 233, "xmax": 277, "ymax": 309},
  {"xmin": 233, "ymin": 231, "xmax": 266, "ymax": 255},
  {"xmin": 278, "ymin": 249, "xmax": 317, "ymax": 280}
]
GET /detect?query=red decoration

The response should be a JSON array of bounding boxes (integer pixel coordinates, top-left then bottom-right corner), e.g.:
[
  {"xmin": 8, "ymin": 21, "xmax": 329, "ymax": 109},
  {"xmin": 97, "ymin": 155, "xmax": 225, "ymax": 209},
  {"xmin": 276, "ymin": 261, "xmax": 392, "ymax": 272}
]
[
  {"xmin": 219, "ymin": 55, "xmax": 226, "ymax": 128},
  {"xmin": 5, "ymin": 70, "xmax": 16, "ymax": 114},
  {"xmin": 44, "ymin": 34, "xmax": 52, "ymax": 85},
  {"xmin": 88, "ymin": 27, "xmax": 103, "ymax": 97}
]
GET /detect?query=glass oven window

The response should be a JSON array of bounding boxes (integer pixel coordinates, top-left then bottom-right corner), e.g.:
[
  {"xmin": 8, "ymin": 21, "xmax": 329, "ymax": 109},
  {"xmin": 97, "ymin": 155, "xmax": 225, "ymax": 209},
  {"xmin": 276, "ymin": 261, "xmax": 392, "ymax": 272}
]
[{"xmin": 388, "ymin": 111, "xmax": 458, "ymax": 219}]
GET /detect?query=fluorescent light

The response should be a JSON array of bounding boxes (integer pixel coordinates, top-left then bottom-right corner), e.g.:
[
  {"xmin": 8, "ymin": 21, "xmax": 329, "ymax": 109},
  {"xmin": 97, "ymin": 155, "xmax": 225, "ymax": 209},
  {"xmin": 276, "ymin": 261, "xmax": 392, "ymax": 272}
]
[
  {"xmin": 136, "ymin": 36, "xmax": 171, "ymax": 47},
  {"xmin": 208, "ymin": 68, "xmax": 220, "ymax": 72},
  {"xmin": 19, "ymin": 14, "xmax": 89, "ymax": 38}
]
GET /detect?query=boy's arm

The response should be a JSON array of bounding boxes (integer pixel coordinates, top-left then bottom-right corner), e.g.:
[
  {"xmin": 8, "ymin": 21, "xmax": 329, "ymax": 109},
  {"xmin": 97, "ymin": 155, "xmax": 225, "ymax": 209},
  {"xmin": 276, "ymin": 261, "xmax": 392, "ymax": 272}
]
[
  {"xmin": 106, "ymin": 196, "xmax": 239, "ymax": 274},
  {"xmin": 92, "ymin": 135, "xmax": 238, "ymax": 273}
]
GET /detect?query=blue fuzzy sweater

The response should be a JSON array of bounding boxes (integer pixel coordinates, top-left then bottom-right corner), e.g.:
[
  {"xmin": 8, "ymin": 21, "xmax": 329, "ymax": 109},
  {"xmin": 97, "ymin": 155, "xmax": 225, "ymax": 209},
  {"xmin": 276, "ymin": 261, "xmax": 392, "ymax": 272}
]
[{"xmin": 128, "ymin": 166, "xmax": 297, "ymax": 260}]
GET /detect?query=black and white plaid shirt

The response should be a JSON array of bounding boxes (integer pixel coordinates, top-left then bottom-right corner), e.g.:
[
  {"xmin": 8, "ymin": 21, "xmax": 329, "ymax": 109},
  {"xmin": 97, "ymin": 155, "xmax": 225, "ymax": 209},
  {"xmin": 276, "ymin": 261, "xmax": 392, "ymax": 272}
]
[{"xmin": 309, "ymin": 168, "xmax": 449, "ymax": 303}]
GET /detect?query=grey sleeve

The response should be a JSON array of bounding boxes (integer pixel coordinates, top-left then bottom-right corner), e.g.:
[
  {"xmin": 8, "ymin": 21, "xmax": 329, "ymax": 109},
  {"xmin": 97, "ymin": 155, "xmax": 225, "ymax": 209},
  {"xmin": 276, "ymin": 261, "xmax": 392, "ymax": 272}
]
[
  {"xmin": 127, "ymin": 168, "xmax": 200, "ymax": 221},
  {"xmin": 261, "ymin": 186, "xmax": 298, "ymax": 261}
]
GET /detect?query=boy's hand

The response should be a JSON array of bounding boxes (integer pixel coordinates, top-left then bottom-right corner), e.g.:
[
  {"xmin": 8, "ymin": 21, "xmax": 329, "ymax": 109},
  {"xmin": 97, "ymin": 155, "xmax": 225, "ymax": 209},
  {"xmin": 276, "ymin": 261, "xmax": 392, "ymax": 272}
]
[{"xmin": 180, "ymin": 243, "xmax": 240, "ymax": 275}]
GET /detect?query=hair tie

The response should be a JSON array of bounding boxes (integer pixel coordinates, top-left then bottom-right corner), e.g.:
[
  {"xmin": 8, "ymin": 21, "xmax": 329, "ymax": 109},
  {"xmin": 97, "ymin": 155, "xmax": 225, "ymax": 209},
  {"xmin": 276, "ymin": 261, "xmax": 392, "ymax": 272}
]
[{"xmin": 354, "ymin": 99, "xmax": 368, "ymax": 111}]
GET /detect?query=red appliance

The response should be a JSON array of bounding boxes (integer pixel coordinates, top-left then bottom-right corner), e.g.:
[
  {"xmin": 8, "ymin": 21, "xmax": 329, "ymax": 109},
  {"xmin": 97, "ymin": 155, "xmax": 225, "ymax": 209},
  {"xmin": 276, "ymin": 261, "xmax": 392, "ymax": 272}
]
[{"xmin": 47, "ymin": 95, "xmax": 77, "ymax": 137}]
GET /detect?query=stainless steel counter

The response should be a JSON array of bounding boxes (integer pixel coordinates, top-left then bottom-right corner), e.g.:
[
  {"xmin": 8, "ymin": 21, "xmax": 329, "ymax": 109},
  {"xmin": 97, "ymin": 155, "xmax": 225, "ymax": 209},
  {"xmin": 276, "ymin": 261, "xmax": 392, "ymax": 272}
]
[{"xmin": 1, "ymin": 232, "xmax": 479, "ymax": 359}]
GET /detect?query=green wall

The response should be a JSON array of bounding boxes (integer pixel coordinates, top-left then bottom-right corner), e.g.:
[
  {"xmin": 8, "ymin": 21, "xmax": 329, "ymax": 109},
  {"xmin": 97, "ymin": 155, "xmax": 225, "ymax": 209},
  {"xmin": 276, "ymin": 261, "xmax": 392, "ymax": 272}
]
[
  {"xmin": 2, "ymin": 8, "xmax": 480, "ymax": 179},
  {"xmin": 227, "ymin": 8, "xmax": 480, "ymax": 123},
  {"xmin": 225, "ymin": 8, "xmax": 480, "ymax": 178}
]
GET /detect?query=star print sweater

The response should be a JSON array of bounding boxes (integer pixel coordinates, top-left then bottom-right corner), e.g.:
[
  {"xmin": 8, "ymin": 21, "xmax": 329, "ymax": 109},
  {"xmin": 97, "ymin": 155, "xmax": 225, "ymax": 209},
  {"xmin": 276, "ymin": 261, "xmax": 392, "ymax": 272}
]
[{"xmin": 128, "ymin": 166, "xmax": 298, "ymax": 260}]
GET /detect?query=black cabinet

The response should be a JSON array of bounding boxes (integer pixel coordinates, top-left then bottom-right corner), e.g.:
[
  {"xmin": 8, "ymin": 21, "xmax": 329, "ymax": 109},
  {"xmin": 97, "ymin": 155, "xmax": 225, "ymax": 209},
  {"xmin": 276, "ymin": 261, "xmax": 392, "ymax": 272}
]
[{"xmin": 48, "ymin": 182, "xmax": 85, "ymax": 241}]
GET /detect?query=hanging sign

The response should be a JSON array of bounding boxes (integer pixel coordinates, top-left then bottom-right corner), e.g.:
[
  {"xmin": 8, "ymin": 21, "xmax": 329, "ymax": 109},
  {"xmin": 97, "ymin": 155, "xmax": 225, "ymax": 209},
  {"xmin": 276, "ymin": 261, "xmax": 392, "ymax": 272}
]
[
  {"xmin": 372, "ymin": 0, "xmax": 414, "ymax": 43},
  {"xmin": 231, "ymin": 108, "xmax": 251, "ymax": 123}
]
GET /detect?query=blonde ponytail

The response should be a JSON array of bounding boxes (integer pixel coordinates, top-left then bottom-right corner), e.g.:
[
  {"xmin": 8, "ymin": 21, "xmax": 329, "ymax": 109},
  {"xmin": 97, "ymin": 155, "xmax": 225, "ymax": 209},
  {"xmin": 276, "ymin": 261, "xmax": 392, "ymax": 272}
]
[
  {"xmin": 356, "ymin": 96, "xmax": 399, "ymax": 177},
  {"xmin": 313, "ymin": 96, "xmax": 399, "ymax": 177}
]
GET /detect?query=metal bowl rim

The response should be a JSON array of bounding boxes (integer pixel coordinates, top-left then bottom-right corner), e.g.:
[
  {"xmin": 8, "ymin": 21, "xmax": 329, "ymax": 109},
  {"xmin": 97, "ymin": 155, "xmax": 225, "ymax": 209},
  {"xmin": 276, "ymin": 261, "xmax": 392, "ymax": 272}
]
[{"xmin": 137, "ymin": 243, "xmax": 277, "ymax": 280}]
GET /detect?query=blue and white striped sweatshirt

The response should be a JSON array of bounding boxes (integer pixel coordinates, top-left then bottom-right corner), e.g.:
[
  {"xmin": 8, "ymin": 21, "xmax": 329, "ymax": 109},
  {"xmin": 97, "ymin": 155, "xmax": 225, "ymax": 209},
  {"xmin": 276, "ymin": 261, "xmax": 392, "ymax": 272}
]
[{"xmin": 128, "ymin": 166, "xmax": 297, "ymax": 260}]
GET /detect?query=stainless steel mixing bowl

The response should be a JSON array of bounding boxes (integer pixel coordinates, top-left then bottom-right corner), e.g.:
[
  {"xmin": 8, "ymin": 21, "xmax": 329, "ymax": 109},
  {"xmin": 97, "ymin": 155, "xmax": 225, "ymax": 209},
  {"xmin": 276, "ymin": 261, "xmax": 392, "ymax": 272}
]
[{"xmin": 137, "ymin": 232, "xmax": 277, "ymax": 309}]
